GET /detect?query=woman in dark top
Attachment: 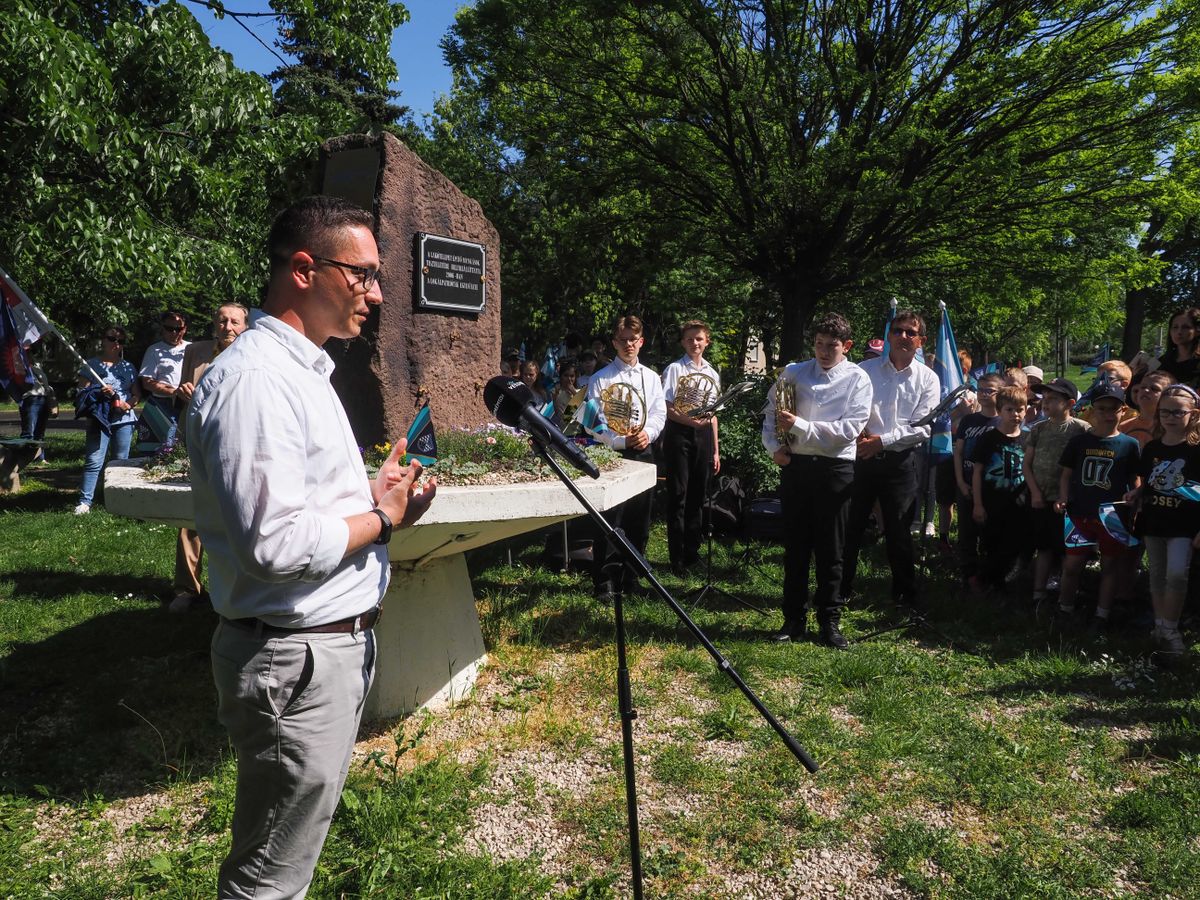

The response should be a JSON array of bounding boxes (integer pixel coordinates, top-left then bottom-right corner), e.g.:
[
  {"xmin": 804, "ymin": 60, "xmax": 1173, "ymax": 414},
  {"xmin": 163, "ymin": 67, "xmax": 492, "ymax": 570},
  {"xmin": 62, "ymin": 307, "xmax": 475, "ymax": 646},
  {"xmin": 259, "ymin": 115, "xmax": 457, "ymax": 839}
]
[{"xmin": 1156, "ymin": 307, "xmax": 1200, "ymax": 386}]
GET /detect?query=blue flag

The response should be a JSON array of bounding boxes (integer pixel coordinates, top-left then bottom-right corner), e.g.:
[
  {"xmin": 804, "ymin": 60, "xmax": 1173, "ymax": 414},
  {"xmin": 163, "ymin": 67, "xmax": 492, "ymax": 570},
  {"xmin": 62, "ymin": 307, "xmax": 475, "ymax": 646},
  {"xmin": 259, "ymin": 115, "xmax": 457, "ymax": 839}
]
[
  {"xmin": 542, "ymin": 345, "xmax": 559, "ymax": 392},
  {"xmin": 929, "ymin": 303, "xmax": 964, "ymax": 461},
  {"xmin": 567, "ymin": 397, "xmax": 609, "ymax": 438},
  {"xmin": 1080, "ymin": 343, "xmax": 1110, "ymax": 374},
  {"xmin": 880, "ymin": 299, "xmax": 897, "ymax": 362},
  {"xmin": 1098, "ymin": 501, "xmax": 1139, "ymax": 547},
  {"xmin": 1174, "ymin": 481, "xmax": 1200, "ymax": 502},
  {"xmin": 405, "ymin": 400, "xmax": 438, "ymax": 466},
  {"xmin": 1064, "ymin": 513, "xmax": 1096, "ymax": 550}
]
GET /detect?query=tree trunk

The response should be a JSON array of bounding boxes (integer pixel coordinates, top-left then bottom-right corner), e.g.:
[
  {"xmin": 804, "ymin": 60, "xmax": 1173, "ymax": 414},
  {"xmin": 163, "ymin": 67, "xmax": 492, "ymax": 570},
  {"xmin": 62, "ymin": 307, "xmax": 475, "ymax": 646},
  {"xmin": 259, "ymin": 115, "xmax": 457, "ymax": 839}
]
[
  {"xmin": 773, "ymin": 270, "xmax": 818, "ymax": 364},
  {"xmin": 1121, "ymin": 286, "xmax": 1149, "ymax": 360}
]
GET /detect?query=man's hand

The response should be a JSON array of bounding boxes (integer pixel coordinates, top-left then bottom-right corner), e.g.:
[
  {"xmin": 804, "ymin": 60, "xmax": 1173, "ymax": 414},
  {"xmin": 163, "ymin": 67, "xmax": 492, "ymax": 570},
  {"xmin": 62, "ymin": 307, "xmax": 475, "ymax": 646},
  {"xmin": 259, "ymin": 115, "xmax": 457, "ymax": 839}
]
[
  {"xmin": 375, "ymin": 441, "xmax": 437, "ymax": 529},
  {"xmin": 1030, "ymin": 493, "xmax": 1045, "ymax": 509},
  {"xmin": 772, "ymin": 448, "xmax": 790, "ymax": 467},
  {"xmin": 711, "ymin": 451, "xmax": 721, "ymax": 474},
  {"xmin": 1053, "ymin": 500, "xmax": 1067, "ymax": 514},
  {"xmin": 626, "ymin": 429, "xmax": 651, "ymax": 451},
  {"xmin": 176, "ymin": 381, "xmax": 195, "ymax": 402},
  {"xmin": 973, "ymin": 505, "xmax": 986, "ymax": 524},
  {"xmin": 956, "ymin": 479, "xmax": 972, "ymax": 499},
  {"xmin": 857, "ymin": 432, "xmax": 884, "ymax": 460},
  {"xmin": 776, "ymin": 410, "xmax": 797, "ymax": 433}
]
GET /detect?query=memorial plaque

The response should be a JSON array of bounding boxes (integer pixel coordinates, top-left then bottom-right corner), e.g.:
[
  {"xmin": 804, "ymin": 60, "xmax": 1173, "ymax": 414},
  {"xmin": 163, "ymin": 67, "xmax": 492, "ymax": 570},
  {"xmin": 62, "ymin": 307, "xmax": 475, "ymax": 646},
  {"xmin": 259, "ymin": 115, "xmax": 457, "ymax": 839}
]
[{"xmin": 416, "ymin": 233, "xmax": 486, "ymax": 313}]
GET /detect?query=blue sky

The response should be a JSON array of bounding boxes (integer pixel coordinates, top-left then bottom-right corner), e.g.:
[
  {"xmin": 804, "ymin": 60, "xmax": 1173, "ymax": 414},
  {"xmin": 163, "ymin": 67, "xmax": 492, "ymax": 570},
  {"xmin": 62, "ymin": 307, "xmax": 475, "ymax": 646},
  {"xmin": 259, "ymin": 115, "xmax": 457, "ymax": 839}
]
[{"xmin": 187, "ymin": 0, "xmax": 460, "ymax": 119}]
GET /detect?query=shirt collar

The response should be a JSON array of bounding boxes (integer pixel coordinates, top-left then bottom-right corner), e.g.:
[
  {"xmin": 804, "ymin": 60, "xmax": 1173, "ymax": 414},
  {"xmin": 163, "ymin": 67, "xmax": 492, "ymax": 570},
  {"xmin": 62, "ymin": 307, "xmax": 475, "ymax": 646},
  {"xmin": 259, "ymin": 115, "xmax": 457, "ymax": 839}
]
[
  {"xmin": 612, "ymin": 356, "xmax": 638, "ymax": 373},
  {"xmin": 253, "ymin": 315, "xmax": 334, "ymax": 376}
]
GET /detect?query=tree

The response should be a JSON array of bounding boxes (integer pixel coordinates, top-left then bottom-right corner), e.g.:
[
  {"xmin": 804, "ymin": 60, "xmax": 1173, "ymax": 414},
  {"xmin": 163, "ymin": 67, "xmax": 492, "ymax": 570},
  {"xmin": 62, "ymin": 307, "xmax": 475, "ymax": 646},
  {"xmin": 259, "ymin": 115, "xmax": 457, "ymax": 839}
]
[
  {"xmin": 0, "ymin": 0, "xmax": 313, "ymax": 337},
  {"xmin": 269, "ymin": 0, "xmax": 410, "ymax": 133},
  {"xmin": 444, "ymin": 0, "xmax": 1198, "ymax": 361}
]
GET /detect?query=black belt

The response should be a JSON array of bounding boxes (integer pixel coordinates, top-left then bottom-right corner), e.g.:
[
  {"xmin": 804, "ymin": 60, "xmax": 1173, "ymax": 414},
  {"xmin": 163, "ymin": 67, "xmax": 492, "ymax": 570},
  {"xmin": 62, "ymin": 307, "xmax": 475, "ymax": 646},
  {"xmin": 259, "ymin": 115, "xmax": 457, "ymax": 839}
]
[{"xmin": 225, "ymin": 605, "xmax": 381, "ymax": 636}]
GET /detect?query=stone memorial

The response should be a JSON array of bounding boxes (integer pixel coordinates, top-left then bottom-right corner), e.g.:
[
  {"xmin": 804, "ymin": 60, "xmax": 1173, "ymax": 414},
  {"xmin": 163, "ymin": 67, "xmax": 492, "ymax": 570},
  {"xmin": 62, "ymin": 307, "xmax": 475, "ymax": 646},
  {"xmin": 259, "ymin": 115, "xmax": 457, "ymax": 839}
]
[{"xmin": 319, "ymin": 132, "xmax": 502, "ymax": 444}]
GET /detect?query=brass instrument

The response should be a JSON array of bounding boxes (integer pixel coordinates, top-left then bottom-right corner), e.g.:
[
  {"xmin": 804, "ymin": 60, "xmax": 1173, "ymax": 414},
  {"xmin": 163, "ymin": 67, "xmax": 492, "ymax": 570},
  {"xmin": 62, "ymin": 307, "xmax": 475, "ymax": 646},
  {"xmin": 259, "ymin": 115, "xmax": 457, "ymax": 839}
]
[
  {"xmin": 674, "ymin": 372, "xmax": 718, "ymax": 418},
  {"xmin": 601, "ymin": 381, "xmax": 647, "ymax": 436},
  {"xmin": 774, "ymin": 371, "xmax": 796, "ymax": 446}
]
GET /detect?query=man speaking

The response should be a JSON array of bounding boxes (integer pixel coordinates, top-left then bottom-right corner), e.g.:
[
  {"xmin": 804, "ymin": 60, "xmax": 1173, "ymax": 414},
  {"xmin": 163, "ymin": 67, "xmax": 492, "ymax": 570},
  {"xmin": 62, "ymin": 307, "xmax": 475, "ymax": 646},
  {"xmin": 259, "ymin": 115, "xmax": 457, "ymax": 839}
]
[{"xmin": 187, "ymin": 196, "xmax": 436, "ymax": 898}]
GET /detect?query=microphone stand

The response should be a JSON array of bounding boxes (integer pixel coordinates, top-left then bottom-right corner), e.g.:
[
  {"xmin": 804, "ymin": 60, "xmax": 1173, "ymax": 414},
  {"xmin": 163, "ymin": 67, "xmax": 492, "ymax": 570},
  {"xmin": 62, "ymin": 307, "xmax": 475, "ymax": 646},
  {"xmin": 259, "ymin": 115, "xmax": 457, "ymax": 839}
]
[{"xmin": 527, "ymin": 433, "xmax": 819, "ymax": 899}]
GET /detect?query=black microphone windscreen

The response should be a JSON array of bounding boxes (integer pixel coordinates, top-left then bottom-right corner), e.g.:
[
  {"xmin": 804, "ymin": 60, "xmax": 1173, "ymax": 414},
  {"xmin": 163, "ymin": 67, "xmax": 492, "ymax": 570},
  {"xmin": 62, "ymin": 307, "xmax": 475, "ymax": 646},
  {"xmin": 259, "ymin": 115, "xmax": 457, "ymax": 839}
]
[{"xmin": 483, "ymin": 376, "xmax": 533, "ymax": 427}]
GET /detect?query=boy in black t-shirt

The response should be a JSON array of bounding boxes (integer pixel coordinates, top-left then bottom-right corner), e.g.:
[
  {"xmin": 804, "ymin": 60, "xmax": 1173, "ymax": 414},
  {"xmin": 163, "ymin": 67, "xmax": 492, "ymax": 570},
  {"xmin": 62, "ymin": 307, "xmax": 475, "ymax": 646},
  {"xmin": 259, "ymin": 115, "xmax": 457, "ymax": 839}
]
[
  {"xmin": 955, "ymin": 372, "xmax": 1001, "ymax": 591},
  {"xmin": 971, "ymin": 386, "xmax": 1030, "ymax": 593},
  {"xmin": 1055, "ymin": 382, "xmax": 1141, "ymax": 634}
]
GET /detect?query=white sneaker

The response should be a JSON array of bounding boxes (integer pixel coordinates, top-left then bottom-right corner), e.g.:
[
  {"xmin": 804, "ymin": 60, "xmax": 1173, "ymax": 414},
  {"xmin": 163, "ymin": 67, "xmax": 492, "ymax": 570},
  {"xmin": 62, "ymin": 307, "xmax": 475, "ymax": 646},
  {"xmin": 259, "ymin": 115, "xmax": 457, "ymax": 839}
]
[
  {"xmin": 73, "ymin": 503, "xmax": 90, "ymax": 515},
  {"xmin": 1152, "ymin": 625, "xmax": 1186, "ymax": 655}
]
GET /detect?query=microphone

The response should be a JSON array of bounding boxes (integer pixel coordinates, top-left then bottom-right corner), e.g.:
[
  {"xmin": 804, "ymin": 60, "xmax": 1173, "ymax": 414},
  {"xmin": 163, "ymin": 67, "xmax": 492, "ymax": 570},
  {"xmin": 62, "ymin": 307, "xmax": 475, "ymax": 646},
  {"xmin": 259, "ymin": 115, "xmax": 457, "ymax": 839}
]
[
  {"xmin": 909, "ymin": 382, "xmax": 971, "ymax": 428},
  {"xmin": 483, "ymin": 376, "xmax": 600, "ymax": 479}
]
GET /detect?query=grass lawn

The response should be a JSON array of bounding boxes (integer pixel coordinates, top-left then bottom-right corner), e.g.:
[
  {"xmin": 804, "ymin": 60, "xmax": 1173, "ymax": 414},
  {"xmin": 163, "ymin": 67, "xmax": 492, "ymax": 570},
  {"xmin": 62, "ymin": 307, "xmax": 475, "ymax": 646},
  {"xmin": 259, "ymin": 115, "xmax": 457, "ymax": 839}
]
[{"xmin": 2, "ymin": 430, "xmax": 1199, "ymax": 898}]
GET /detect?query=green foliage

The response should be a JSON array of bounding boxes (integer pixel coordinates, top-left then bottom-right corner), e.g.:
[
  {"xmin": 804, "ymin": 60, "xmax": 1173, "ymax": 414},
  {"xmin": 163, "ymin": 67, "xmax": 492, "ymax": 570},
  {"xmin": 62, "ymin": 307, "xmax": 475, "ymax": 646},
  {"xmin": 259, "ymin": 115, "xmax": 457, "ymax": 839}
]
[
  {"xmin": 711, "ymin": 374, "xmax": 778, "ymax": 497},
  {"xmin": 442, "ymin": 0, "xmax": 1198, "ymax": 360}
]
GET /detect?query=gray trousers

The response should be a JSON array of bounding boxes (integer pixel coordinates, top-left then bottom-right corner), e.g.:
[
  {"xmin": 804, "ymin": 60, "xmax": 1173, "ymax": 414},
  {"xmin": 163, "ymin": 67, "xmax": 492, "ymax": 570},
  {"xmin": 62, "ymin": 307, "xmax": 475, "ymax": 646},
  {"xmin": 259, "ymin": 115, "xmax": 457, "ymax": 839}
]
[{"xmin": 211, "ymin": 619, "xmax": 376, "ymax": 899}]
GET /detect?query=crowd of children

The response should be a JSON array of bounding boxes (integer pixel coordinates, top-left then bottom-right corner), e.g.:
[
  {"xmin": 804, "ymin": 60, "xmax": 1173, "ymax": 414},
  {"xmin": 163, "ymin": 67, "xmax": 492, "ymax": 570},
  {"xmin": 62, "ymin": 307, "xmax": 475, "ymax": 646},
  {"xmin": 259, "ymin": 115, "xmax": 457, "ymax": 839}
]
[{"xmin": 952, "ymin": 349, "xmax": 1200, "ymax": 658}]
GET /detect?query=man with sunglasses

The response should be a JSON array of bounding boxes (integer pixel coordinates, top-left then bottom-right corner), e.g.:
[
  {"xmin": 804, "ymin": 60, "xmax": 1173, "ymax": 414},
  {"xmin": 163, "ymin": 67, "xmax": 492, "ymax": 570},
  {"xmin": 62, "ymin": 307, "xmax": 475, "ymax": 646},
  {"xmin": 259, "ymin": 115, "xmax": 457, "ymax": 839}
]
[
  {"xmin": 186, "ymin": 196, "xmax": 436, "ymax": 898},
  {"xmin": 138, "ymin": 311, "xmax": 190, "ymax": 444},
  {"xmin": 840, "ymin": 310, "xmax": 940, "ymax": 612}
]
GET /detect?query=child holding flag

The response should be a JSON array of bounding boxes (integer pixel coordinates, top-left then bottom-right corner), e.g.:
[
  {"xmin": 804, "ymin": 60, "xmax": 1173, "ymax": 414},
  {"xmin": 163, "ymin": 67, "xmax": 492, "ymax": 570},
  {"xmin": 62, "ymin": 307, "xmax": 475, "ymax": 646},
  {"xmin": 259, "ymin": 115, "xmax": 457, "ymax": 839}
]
[
  {"xmin": 1054, "ymin": 382, "xmax": 1141, "ymax": 635},
  {"xmin": 1128, "ymin": 384, "xmax": 1200, "ymax": 656}
]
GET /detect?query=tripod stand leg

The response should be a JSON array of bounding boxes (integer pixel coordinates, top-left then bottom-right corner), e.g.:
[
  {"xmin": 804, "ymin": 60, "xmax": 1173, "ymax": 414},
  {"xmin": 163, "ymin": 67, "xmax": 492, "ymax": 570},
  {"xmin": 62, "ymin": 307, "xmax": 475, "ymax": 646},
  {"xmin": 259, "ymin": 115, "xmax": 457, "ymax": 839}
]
[{"xmin": 613, "ymin": 592, "xmax": 644, "ymax": 899}]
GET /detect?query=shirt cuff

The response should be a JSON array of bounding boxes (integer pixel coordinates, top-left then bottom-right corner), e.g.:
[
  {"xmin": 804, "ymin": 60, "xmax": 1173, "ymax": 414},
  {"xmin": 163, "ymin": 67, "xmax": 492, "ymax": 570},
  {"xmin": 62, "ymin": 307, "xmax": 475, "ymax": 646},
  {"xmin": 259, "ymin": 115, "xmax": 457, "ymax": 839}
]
[{"xmin": 304, "ymin": 515, "xmax": 351, "ymax": 582}]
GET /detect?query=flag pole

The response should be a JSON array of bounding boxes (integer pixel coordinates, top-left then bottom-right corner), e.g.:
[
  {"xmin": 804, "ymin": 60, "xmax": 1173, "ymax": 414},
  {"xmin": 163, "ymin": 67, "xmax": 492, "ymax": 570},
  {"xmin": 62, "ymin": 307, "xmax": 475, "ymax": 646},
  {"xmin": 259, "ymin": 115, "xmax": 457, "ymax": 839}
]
[{"xmin": 0, "ymin": 266, "xmax": 104, "ymax": 384}]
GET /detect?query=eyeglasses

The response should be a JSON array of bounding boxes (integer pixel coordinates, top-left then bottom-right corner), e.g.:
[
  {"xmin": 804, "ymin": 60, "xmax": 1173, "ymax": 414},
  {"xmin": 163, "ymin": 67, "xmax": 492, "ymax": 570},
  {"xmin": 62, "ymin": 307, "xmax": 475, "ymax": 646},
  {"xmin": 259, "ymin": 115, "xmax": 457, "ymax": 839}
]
[
  {"xmin": 889, "ymin": 327, "xmax": 922, "ymax": 338},
  {"xmin": 312, "ymin": 255, "xmax": 380, "ymax": 291},
  {"xmin": 104, "ymin": 333, "xmax": 124, "ymax": 342},
  {"xmin": 977, "ymin": 388, "xmax": 998, "ymax": 396},
  {"xmin": 614, "ymin": 337, "xmax": 642, "ymax": 345},
  {"xmin": 162, "ymin": 325, "xmax": 184, "ymax": 333},
  {"xmin": 1160, "ymin": 408, "xmax": 1192, "ymax": 419}
]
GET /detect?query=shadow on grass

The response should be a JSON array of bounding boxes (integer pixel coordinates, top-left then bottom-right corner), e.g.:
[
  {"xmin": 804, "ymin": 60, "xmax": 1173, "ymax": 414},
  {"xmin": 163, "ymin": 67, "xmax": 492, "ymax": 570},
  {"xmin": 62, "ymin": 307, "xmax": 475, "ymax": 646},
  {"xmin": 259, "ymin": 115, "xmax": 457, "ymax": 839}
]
[
  {"xmin": 5, "ymin": 568, "xmax": 172, "ymax": 602},
  {"xmin": 0, "ymin": 487, "xmax": 76, "ymax": 515},
  {"xmin": 0, "ymin": 604, "xmax": 227, "ymax": 801}
]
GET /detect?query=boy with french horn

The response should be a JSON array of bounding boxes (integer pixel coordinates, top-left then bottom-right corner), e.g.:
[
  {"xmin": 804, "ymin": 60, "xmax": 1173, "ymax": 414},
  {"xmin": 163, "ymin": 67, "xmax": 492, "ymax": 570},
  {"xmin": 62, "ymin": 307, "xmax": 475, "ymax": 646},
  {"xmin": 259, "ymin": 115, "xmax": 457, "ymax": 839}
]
[
  {"xmin": 762, "ymin": 313, "xmax": 873, "ymax": 648},
  {"xmin": 587, "ymin": 315, "xmax": 667, "ymax": 602},
  {"xmin": 661, "ymin": 320, "xmax": 722, "ymax": 575}
]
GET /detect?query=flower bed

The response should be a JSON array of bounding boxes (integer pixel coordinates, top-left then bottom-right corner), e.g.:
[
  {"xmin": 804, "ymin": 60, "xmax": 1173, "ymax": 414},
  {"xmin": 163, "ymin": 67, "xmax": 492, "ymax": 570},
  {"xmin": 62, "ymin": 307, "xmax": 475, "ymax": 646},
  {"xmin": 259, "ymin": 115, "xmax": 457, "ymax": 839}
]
[{"xmin": 143, "ymin": 424, "xmax": 621, "ymax": 487}]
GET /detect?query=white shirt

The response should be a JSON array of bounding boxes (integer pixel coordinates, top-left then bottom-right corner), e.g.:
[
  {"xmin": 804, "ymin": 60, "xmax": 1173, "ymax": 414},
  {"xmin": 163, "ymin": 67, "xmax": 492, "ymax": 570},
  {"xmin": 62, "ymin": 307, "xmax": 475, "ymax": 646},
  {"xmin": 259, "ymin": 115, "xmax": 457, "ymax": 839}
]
[
  {"xmin": 586, "ymin": 357, "xmax": 667, "ymax": 450},
  {"xmin": 661, "ymin": 354, "xmax": 721, "ymax": 413},
  {"xmin": 761, "ymin": 358, "xmax": 873, "ymax": 460},
  {"xmin": 139, "ymin": 340, "xmax": 190, "ymax": 395},
  {"xmin": 186, "ymin": 316, "xmax": 388, "ymax": 626},
  {"xmin": 859, "ymin": 354, "xmax": 941, "ymax": 451}
]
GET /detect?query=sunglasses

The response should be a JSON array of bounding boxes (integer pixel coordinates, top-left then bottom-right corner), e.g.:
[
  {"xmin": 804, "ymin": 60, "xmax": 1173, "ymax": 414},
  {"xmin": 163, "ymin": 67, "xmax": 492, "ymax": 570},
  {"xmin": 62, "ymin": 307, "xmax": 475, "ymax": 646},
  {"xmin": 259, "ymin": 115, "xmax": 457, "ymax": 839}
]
[
  {"xmin": 889, "ymin": 327, "xmax": 922, "ymax": 338},
  {"xmin": 104, "ymin": 333, "xmax": 125, "ymax": 342},
  {"xmin": 163, "ymin": 325, "xmax": 184, "ymax": 333}
]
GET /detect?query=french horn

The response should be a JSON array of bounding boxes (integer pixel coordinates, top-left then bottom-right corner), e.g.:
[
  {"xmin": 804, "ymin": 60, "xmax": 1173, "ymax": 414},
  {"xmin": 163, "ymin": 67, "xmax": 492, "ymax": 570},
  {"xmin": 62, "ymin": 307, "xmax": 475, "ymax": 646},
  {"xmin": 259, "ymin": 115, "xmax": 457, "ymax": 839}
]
[
  {"xmin": 674, "ymin": 372, "xmax": 718, "ymax": 418},
  {"xmin": 774, "ymin": 371, "xmax": 796, "ymax": 446},
  {"xmin": 601, "ymin": 381, "xmax": 646, "ymax": 436}
]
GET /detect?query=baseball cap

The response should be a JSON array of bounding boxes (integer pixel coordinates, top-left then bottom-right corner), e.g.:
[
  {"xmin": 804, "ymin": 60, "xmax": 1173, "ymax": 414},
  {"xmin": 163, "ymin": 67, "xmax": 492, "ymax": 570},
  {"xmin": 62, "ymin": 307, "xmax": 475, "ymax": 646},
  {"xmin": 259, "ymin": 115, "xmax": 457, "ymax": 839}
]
[
  {"xmin": 1089, "ymin": 381, "xmax": 1128, "ymax": 405},
  {"xmin": 1022, "ymin": 365, "xmax": 1044, "ymax": 381},
  {"xmin": 1033, "ymin": 377, "xmax": 1079, "ymax": 402}
]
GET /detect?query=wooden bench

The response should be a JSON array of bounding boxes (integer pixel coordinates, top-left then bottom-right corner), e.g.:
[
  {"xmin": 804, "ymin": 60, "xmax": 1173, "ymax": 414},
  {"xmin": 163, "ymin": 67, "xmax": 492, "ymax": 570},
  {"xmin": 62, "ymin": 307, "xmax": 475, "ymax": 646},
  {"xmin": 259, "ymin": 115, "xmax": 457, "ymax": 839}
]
[{"xmin": 0, "ymin": 438, "xmax": 46, "ymax": 493}]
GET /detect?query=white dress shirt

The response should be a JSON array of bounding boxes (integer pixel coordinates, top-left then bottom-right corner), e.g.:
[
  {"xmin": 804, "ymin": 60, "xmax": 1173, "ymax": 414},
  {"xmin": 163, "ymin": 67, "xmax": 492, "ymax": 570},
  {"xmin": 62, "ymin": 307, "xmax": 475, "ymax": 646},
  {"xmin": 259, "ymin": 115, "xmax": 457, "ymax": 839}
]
[
  {"xmin": 761, "ymin": 358, "xmax": 873, "ymax": 460},
  {"xmin": 661, "ymin": 354, "xmax": 721, "ymax": 411},
  {"xmin": 859, "ymin": 355, "xmax": 941, "ymax": 451},
  {"xmin": 186, "ymin": 315, "xmax": 388, "ymax": 626},
  {"xmin": 139, "ymin": 340, "xmax": 190, "ymax": 395},
  {"xmin": 586, "ymin": 357, "xmax": 667, "ymax": 450}
]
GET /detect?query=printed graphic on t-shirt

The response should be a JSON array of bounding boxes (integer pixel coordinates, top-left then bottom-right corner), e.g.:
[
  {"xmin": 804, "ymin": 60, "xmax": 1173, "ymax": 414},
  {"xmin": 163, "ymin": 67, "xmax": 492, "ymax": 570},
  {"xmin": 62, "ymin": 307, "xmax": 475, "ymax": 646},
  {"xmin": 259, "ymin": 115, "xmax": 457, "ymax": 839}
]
[
  {"xmin": 1079, "ymin": 454, "xmax": 1114, "ymax": 491},
  {"xmin": 1147, "ymin": 458, "xmax": 1188, "ymax": 493},
  {"xmin": 985, "ymin": 443, "xmax": 1025, "ymax": 492}
]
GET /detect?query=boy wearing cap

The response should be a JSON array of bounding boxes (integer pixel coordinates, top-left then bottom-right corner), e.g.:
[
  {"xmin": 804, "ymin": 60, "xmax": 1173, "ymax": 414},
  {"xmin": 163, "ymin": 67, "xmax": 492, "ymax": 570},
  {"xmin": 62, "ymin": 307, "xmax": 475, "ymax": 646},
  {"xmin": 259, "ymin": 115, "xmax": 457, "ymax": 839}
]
[
  {"xmin": 1023, "ymin": 378, "xmax": 1091, "ymax": 608},
  {"xmin": 1054, "ymin": 381, "xmax": 1141, "ymax": 634}
]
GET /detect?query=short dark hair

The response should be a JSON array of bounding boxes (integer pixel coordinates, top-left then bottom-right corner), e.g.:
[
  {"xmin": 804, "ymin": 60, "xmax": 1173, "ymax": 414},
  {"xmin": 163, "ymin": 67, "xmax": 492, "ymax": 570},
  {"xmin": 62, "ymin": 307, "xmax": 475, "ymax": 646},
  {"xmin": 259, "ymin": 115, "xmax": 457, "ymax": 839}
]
[
  {"xmin": 890, "ymin": 309, "xmax": 926, "ymax": 337},
  {"xmin": 811, "ymin": 312, "xmax": 852, "ymax": 343},
  {"xmin": 267, "ymin": 196, "xmax": 374, "ymax": 275},
  {"xmin": 160, "ymin": 310, "xmax": 187, "ymax": 327}
]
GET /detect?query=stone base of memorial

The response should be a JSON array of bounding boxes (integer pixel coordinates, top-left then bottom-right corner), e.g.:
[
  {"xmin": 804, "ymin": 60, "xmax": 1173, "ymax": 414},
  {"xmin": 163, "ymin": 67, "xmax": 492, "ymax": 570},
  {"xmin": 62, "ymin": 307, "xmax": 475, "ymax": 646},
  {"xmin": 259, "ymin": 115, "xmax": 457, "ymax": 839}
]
[{"xmin": 103, "ymin": 458, "xmax": 656, "ymax": 721}]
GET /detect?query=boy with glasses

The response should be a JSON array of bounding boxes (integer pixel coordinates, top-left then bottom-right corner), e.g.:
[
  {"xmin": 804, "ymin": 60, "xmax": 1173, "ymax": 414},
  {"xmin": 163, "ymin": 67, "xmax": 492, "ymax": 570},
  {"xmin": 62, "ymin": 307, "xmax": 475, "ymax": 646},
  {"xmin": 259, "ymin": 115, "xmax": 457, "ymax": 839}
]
[{"xmin": 139, "ymin": 311, "xmax": 190, "ymax": 444}]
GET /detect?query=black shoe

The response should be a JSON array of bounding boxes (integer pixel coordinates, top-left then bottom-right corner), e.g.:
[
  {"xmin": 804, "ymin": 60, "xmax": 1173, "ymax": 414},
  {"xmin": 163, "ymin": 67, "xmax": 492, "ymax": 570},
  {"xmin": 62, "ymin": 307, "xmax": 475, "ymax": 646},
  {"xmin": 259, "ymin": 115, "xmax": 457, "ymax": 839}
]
[
  {"xmin": 817, "ymin": 619, "xmax": 849, "ymax": 650},
  {"xmin": 670, "ymin": 561, "xmax": 687, "ymax": 578},
  {"xmin": 773, "ymin": 618, "xmax": 806, "ymax": 642},
  {"xmin": 895, "ymin": 593, "xmax": 924, "ymax": 615}
]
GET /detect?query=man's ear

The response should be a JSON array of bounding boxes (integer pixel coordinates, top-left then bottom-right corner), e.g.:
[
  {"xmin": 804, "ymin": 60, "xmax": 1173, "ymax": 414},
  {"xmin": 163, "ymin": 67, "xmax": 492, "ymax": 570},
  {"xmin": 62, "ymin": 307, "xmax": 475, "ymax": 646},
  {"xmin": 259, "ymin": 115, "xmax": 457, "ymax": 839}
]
[{"xmin": 289, "ymin": 252, "xmax": 317, "ymax": 290}]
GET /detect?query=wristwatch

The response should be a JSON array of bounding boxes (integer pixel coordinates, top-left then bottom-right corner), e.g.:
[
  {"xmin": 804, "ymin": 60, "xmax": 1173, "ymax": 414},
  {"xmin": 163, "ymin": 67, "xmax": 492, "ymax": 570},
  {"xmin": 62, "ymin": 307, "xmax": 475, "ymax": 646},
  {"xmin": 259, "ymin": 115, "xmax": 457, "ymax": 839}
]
[{"xmin": 370, "ymin": 507, "xmax": 393, "ymax": 545}]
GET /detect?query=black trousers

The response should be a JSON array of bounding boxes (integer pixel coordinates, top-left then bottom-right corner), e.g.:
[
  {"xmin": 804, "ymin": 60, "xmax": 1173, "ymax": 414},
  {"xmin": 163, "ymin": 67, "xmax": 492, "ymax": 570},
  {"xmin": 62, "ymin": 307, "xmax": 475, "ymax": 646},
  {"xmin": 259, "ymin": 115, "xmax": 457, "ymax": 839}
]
[
  {"xmin": 840, "ymin": 447, "xmax": 919, "ymax": 602},
  {"xmin": 593, "ymin": 445, "xmax": 656, "ymax": 592},
  {"xmin": 780, "ymin": 455, "xmax": 855, "ymax": 621},
  {"xmin": 662, "ymin": 420, "xmax": 712, "ymax": 566}
]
